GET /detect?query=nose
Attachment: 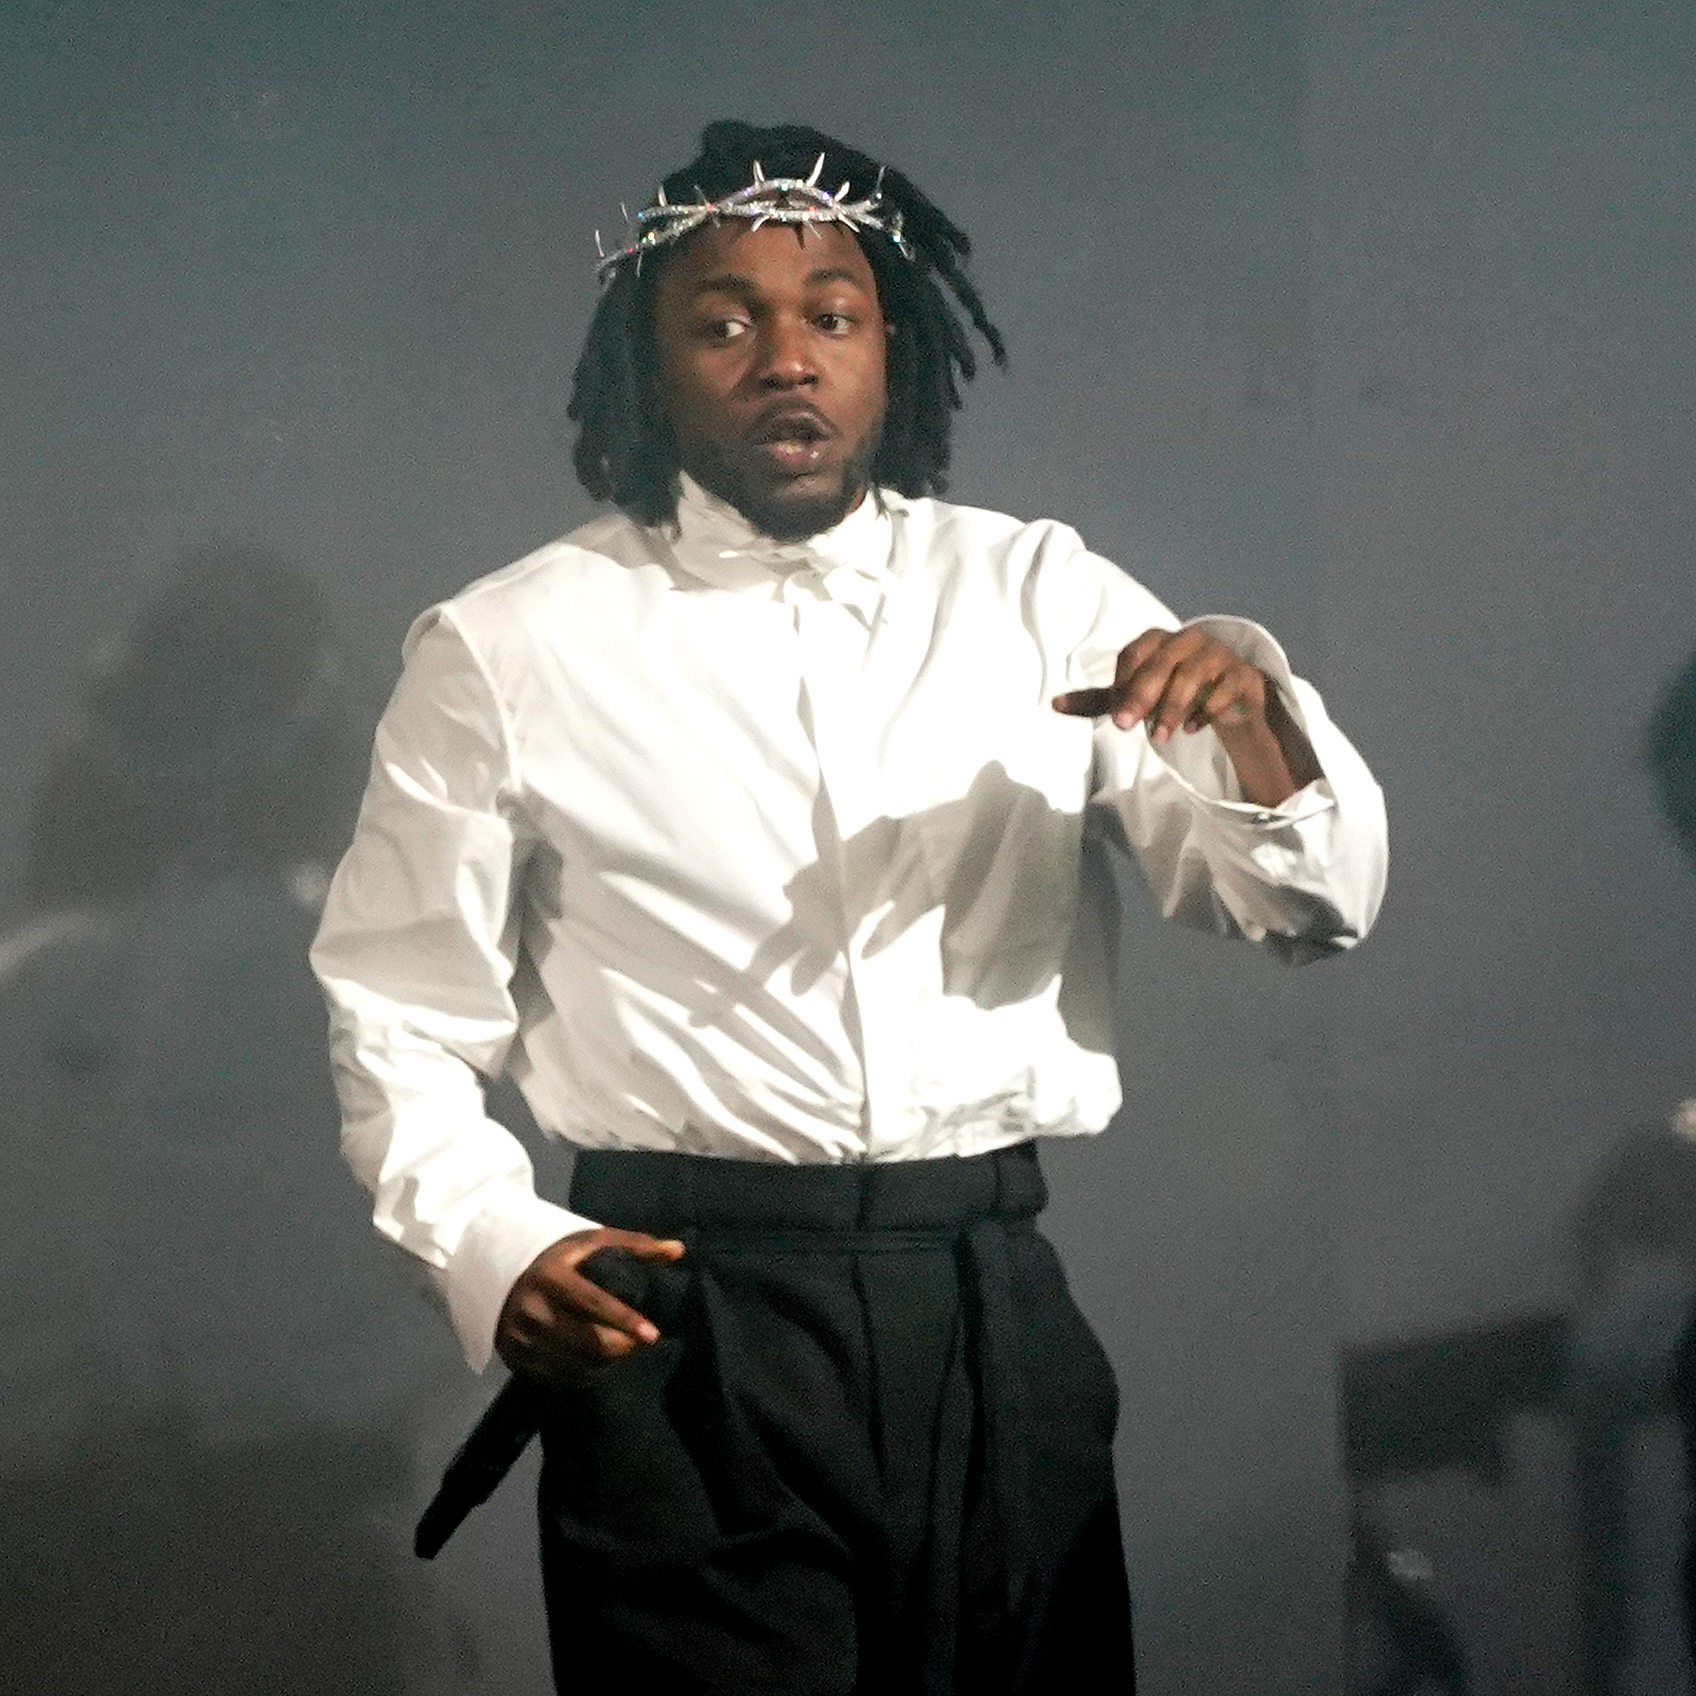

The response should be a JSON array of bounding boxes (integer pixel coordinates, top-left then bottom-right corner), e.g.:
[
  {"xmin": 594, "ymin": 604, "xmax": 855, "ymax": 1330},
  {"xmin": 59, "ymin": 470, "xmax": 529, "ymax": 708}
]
[{"xmin": 753, "ymin": 315, "xmax": 817, "ymax": 390}]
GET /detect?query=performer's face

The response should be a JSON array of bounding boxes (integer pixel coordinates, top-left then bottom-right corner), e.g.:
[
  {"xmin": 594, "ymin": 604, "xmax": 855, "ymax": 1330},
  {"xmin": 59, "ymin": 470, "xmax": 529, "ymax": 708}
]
[{"xmin": 652, "ymin": 220, "xmax": 888, "ymax": 541}]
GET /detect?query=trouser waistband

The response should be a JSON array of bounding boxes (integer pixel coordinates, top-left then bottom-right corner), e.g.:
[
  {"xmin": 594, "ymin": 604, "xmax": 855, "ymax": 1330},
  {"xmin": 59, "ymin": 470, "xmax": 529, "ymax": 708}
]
[{"xmin": 568, "ymin": 1141, "xmax": 1048, "ymax": 1236}]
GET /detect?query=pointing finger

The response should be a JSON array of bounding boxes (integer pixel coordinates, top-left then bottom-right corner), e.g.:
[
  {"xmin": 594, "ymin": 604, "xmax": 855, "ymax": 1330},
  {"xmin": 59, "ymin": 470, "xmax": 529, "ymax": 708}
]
[{"xmin": 1051, "ymin": 686, "xmax": 1116, "ymax": 717}]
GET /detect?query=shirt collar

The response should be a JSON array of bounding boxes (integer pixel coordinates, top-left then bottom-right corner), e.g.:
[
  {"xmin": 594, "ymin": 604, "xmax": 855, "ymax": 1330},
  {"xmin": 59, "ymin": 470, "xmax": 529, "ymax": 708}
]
[{"xmin": 665, "ymin": 472, "xmax": 898, "ymax": 597}]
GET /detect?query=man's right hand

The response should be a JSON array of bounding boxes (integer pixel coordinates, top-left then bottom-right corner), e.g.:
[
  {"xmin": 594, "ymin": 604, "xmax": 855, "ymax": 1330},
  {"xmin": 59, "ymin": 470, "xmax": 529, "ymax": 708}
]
[{"xmin": 495, "ymin": 1228, "xmax": 686, "ymax": 1386}]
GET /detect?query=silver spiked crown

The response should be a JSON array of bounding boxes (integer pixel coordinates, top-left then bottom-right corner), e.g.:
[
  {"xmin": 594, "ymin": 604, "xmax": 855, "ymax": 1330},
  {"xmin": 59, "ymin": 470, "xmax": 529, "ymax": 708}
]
[{"xmin": 594, "ymin": 154, "xmax": 913, "ymax": 284}]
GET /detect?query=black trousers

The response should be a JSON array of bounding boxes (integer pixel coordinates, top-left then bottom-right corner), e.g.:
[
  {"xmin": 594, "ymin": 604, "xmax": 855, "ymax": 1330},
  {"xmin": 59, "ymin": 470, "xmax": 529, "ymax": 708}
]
[{"xmin": 537, "ymin": 1142, "xmax": 1134, "ymax": 1696}]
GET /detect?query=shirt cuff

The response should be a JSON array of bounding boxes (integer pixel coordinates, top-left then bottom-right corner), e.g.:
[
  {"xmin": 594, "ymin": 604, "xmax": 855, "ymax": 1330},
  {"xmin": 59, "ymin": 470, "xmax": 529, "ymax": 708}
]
[
  {"xmin": 439, "ymin": 1191, "xmax": 601, "ymax": 1372},
  {"xmin": 1147, "ymin": 614, "xmax": 1340, "ymax": 824}
]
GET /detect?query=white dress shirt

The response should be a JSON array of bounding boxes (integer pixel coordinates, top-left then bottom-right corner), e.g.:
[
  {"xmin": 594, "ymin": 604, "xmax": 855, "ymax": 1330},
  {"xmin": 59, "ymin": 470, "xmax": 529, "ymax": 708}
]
[{"xmin": 311, "ymin": 476, "xmax": 1388, "ymax": 1368}]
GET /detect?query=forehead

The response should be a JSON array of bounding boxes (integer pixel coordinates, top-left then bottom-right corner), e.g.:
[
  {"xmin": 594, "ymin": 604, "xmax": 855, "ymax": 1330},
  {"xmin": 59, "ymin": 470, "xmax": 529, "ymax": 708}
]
[{"xmin": 654, "ymin": 220, "xmax": 880, "ymax": 303}]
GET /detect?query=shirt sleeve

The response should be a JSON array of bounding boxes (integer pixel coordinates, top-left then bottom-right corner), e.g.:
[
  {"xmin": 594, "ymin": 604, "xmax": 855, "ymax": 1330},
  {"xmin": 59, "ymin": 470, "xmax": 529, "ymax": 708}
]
[
  {"xmin": 1049, "ymin": 543, "xmax": 1388, "ymax": 962},
  {"xmin": 310, "ymin": 608, "xmax": 595, "ymax": 1371}
]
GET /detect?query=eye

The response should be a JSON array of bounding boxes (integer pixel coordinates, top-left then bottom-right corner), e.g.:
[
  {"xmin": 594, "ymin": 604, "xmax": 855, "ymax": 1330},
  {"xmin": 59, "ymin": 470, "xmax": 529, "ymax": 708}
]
[
  {"xmin": 700, "ymin": 316, "xmax": 749, "ymax": 343},
  {"xmin": 815, "ymin": 312, "xmax": 855, "ymax": 335}
]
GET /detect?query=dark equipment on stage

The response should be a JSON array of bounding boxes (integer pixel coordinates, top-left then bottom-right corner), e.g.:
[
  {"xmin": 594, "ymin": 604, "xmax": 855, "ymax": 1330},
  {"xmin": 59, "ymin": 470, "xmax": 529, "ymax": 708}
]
[{"xmin": 1339, "ymin": 1309, "xmax": 1567, "ymax": 1696}]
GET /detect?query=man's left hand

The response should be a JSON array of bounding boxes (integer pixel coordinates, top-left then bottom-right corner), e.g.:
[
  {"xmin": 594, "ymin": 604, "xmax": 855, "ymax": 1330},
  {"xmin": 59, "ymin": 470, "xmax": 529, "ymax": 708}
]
[{"xmin": 1052, "ymin": 627, "xmax": 1322, "ymax": 808}]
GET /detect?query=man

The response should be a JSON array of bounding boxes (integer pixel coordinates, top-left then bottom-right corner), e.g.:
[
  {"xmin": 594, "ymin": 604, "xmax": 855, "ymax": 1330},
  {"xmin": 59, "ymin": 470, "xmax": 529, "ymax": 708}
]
[{"xmin": 312, "ymin": 120, "xmax": 1388, "ymax": 1695}]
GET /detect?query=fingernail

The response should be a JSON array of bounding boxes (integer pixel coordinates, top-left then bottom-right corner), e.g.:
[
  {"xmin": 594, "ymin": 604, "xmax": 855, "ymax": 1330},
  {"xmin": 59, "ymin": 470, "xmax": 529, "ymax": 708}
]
[
  {"xmin": 638, "ymin": 1321, "xmax": 659, "ymax": 1343},
  {"xmin": 1152, "ymin": 724, "xmax": 1170, "ymax": 742}
]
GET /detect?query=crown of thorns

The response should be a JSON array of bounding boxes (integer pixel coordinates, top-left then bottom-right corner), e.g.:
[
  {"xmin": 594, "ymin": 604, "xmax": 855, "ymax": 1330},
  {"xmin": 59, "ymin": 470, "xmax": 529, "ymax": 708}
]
[{"xmin": 594, "ymin": 154, "xmax": 913, "ymax": 284}]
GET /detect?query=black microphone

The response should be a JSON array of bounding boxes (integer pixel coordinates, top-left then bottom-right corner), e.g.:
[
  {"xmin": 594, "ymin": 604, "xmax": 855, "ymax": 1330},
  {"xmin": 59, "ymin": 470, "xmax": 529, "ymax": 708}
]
[{"xmin": 413, "ymin": 1247, "xmax": 664, "ymax": 1560}]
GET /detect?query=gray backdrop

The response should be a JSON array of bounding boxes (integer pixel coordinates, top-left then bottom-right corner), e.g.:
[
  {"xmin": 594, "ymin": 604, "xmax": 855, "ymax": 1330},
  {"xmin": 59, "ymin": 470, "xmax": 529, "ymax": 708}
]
[{"xmin": 4, "ymin": 2, "xmax": 1694, "ymax": 1692}]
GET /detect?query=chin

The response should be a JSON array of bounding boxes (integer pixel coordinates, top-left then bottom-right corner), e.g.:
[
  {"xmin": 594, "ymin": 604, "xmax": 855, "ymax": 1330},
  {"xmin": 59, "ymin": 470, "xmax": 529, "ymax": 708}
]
[
  {"xmin": 746, "ymin": 486, "xmax": 860, "ymax": 543},
  {"xmin": 729, "ymin": 461, "xmax": 875, "ymax": 541},
  {"xmin": 682, "ymin": 444, "xmax": 875, "ymax": 543}
]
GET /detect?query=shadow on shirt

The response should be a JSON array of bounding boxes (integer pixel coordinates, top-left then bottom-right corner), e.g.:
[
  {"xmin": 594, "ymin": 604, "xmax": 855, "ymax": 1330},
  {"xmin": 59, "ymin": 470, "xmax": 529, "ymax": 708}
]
[{"xmin": 687, "ymin": 760, "xmax": 1114, "ymax": 1025}]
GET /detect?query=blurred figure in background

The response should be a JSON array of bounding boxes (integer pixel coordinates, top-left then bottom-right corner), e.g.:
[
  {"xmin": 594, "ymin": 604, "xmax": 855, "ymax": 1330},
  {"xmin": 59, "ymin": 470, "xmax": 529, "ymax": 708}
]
[
  {"xmin": 1564, "ymin": 1101, "xmax": 1696, "ymax": 1696},
  {"xmin": 1340, "ymin": 652, "xmax": 1696, "ymax": 1696},
  {"xmin": 1651, "ymin": 645, "xmax": 1696, "ymax": 1684},
  {"xmin": 24, "ymin": 543, "xmax": 365, "ymax": 914},
  {"xmin": 1648, "ymin": 646, "xmax": 1696, "ymax": 863},
  {"xmin": 0, "ymin": 546, "xmax": 470, "ymax": 1693},
  {"xmin": 1560, "ymin": 646, "xmax": 1696, "ymax": 1696}
]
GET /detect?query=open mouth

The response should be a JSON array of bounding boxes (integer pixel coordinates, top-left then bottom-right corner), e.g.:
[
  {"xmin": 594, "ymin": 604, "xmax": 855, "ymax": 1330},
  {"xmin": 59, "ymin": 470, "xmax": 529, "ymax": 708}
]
[
  {"xmin": 752, "ymin": 408, "xmax": 832, "ymax": 444},
  {"xmin": 750, "ymin": 409, "xmax": 834, "ymax": 475}
]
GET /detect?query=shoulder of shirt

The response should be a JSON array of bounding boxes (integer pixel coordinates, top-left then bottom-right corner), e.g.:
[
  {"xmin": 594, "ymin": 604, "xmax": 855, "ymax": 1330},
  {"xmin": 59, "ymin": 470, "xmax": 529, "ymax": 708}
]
[
  {"xmin": 409, "ymin": 509, "xmax": 668, "ymax": 652},
  {"xmin": 886, "ymin": 491, "xmax": 1086, "ymax": 556},
  {"xmin": 447, "ymin": 509, "xmax": 657, "ymax": 609},
  {"xmin": 885, "ymin": 493, "xmax": 1123, "ymax": 596},
  {"xmin": 885, "ymin": 492, "xmax": 1157, "ymax": 600},
  {"xmin": 889, "ymin": 495, "xmax": 1183, "ymax": 660}
]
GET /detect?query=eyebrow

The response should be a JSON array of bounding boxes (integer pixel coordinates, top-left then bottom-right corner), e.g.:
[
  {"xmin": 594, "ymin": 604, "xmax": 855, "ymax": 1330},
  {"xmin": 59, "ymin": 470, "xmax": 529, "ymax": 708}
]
[{"xmin": 687, "ymin": 265, "xmax": 870, "ymax": 297}]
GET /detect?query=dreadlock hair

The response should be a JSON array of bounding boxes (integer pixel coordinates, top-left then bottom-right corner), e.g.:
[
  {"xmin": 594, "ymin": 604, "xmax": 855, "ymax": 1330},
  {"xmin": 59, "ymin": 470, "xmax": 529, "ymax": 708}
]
[{"xmin": 569, "ymin": 120, "xmax": 1007, "ymax": 526}]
